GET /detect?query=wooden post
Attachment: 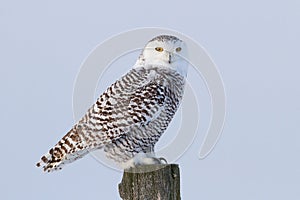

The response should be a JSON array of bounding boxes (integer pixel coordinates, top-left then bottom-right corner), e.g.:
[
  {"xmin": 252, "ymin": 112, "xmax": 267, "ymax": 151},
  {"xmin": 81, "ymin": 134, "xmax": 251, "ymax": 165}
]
[{"xmin": 118, "ymin": 164, "xmax": 181, "ymax": 200}]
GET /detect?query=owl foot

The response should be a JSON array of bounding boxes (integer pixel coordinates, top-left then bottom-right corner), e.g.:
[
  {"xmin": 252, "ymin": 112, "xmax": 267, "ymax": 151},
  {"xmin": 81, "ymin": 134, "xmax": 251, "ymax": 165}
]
[
  {"xmin": 133, "ymin": 155, "xmax": 168, "ymax": 166},
  {"xmin": 122, "ymin": 153, "xmax": 169, "ymax": 169}
]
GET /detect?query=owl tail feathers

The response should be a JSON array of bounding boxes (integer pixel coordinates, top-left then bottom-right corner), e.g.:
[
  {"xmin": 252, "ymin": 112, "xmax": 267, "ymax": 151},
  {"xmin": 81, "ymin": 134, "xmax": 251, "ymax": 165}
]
[
  {"xmin": 36, "ymin": 151, "xmax": 66, "ymax": 172},
  {"xmin": 36, "ymin": 145, "xmax": 92, "ymax": 172},
  {"xmin": 36, "ymin": 125, "xmax": 104, "ymax": 172}
]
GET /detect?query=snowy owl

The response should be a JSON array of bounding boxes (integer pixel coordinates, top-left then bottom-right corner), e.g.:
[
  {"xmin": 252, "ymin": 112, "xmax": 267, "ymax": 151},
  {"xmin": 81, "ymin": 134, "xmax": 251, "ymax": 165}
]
[{"xmin": 36, "ymin": 35, "xmax": 188, "ymax": 172}]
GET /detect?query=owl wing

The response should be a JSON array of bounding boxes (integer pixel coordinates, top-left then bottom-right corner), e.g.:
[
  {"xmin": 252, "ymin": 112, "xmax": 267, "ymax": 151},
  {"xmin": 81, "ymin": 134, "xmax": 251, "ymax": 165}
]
[
  {"xmin": 85, "ymin": 68, "xmax": 170, "ymax": 143},
  {"xmin": 37, "ymin": 67, "xmax": 176, "ymax": 172}
]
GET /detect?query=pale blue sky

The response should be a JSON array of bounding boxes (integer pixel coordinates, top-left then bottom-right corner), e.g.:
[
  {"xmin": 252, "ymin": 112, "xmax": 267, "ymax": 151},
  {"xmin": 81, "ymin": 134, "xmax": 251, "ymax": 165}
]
[{"xmin": 1, "ymin": 1, "xmax": 300, "ymax": 199}]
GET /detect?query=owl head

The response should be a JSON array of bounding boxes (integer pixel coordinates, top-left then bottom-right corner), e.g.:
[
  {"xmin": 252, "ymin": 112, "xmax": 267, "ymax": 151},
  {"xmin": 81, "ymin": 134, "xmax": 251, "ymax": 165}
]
[{"xmin": 136, "ymin": 35, "xmax": 189, "ymax": 77}]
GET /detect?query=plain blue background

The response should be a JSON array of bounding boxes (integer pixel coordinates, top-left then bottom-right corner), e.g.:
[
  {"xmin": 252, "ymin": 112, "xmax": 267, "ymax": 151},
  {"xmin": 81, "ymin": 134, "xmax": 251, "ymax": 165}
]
[{"xmin": 1, "ymin": 1, "xmax": 300, "ymax": 199}]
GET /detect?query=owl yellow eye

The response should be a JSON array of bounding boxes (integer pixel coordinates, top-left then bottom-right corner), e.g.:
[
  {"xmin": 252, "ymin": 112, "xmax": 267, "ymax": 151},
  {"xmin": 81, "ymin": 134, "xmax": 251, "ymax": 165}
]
[
  {"xmin": 176, "ymin": 47, "xmax": 182, "ymax": 52},
  {"xmin": 155, "ymin": 47, "xmax": 164, "ymax": 52}
]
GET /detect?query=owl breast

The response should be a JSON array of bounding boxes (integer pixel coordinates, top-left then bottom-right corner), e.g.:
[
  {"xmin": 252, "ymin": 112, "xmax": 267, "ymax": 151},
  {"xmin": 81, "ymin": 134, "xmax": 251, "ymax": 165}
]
[{"xmin": 99, "ymin": 65, "xmax": 186, "ymax": 164}]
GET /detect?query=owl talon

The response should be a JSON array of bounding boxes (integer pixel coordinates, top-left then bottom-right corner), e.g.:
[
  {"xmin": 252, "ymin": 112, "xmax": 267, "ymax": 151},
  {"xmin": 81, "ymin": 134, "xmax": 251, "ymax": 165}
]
[{"xmin": 158, "ymin": 157, "xmax": 168, "ymax": 164}]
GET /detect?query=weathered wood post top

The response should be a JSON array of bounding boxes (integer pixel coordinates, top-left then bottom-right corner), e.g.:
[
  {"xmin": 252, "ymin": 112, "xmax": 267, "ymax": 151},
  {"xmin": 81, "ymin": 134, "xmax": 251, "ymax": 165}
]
[{"xmin": 118, "ymin": 164, "xmax": 181, "ymax": 200}]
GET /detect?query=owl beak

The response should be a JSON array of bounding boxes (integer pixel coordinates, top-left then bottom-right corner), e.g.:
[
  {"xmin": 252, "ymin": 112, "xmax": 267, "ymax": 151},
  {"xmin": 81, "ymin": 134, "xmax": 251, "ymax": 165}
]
[{"xmin": 168, "ymin": 53, "xmax": 172, "ymax": 64}]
